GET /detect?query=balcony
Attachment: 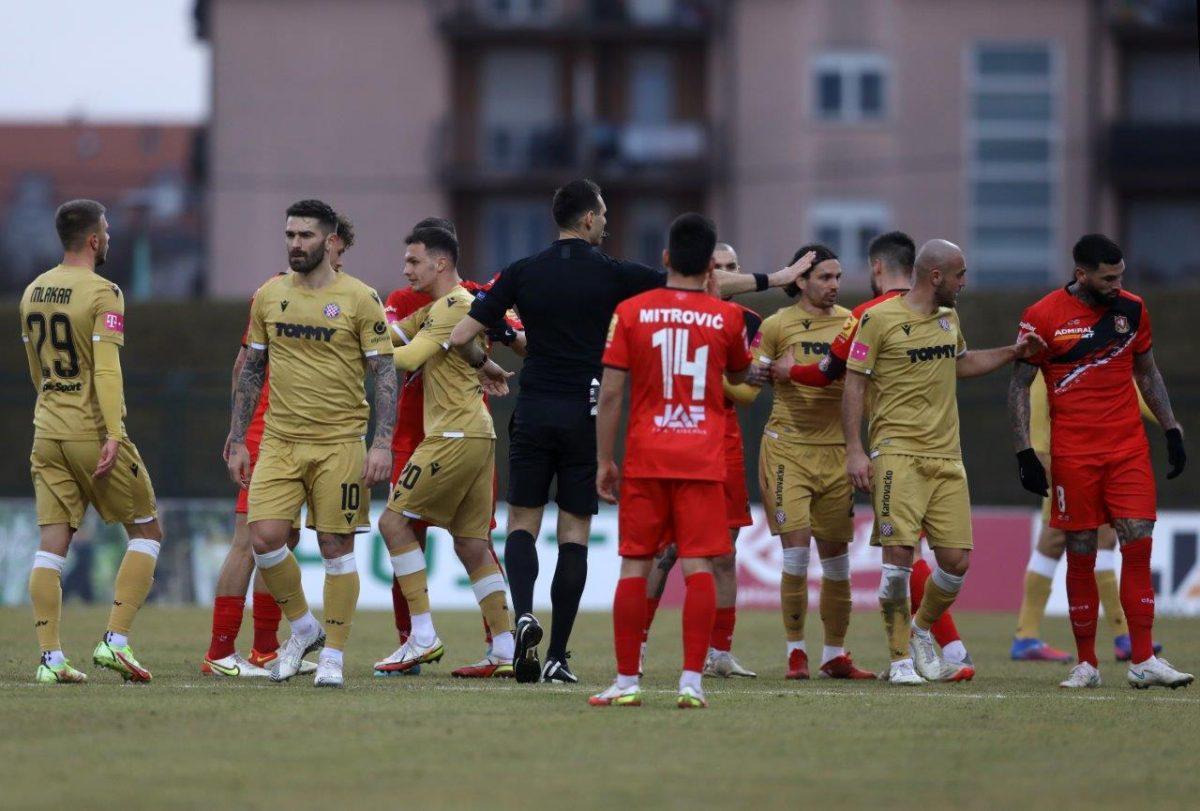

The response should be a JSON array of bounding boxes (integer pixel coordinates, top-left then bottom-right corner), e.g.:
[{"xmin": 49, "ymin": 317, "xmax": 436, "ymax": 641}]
[
  {"xmin": 1106, "ymin": 122, "xmax": 1200, "ymax": 191},
  {"xmin": 438, "ymin": 119, "xmax": 718, "ymax": 192},
  {"xmin": 1107, "ymin": 0, "xmax": 1197, "ymax": 46},
  {"xmin": 437, "ymin": 0, "xmax": 720, "ymax": 44}
]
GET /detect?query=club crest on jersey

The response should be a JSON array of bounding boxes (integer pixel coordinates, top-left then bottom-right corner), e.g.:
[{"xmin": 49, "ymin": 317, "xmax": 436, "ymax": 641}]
[
  {"xmin": 775, "ymin": 510, "xmax": 786, "ymax": 525},
  {"xmin": 938, "ymin": 317, "xmax": 951, "ymax": 332},
  {"xmin": 1115, "ymin": 315, "xmax": 1129, "ymax": 334},
  {"xmin": 324, "ymin": 303, "xmax": 341, "ymax": 319},
  {"xmin": 879, "ymin": 521, "xmax": 894, "ymax": 537},
  {"xmin": 654, "ymin": 403, "xmax": 706, "ymax": 430}
]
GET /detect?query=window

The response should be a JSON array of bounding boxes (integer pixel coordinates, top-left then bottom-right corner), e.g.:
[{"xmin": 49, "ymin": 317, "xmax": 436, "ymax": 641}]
[
  {"xmin": 811, "ymin": 53, "xmax": 889, "ymax": 122},
  {"xmin": 477, "ymin": 0, "xmax": 555, "ymax": 25},
  {"xmin": 1125, "ymin": 200, "xmax": 1200, "ymax": 282},
  {"xmin": 628, "ymin": 199, "xmax": 673, "ymax": 269},
  {"xmin": 807, "ymin": 201, "xmax": 889, "ymax": 276},
  {"xmin": 629, "ymin": 51, "xmax": 675, "ymax": 124},
  {"xmin": 1125, "ymin": 52, "xmax": 1200, "ymax": 123},
  {"xmin": 968, "ymin": 43, "xmax": 1060, "ymax": 286},
  {"xmin": 480, "ymin": 198, "xmax": 555, "ymax": 273},
  {"xmin": 479, "ymin": 51, "xmax": 558, "ymax": 169}
]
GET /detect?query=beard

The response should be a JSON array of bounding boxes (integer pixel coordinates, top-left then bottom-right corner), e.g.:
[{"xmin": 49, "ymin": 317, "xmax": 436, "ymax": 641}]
[
  {"xmin": 289, "ymin": 243, "xmax": 326, "ymax": 273},
  {"xmin": 935, "ymin": 289, "xmax": 957, "ymax": 308},
  {"xmin": 95, "ymin": 248, "xmax": 107, "ymax": 267},
  {"xmin": 870, "ymin": 276, "xmax": 881, "ymax": 297}
]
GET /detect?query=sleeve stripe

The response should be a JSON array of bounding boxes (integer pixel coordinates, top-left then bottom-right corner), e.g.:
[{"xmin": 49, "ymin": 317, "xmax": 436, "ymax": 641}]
[
  {"xmin": 21, "ymin": 336, "xmax": 29, "ymax": 343},
  {"xmin": 92, "ymin": 335, "xmax": 101, "ymax": 342},
  {"xmin": 249, "ymin": 342, "xmax": 266, "ymax": 350},
  {"xmin": 364, "ymin": 349, "xmax": 379, "ymax": 358},
  {"xmin": 391, "ymin": 323, "xmax": 408, "ymax": 342}
]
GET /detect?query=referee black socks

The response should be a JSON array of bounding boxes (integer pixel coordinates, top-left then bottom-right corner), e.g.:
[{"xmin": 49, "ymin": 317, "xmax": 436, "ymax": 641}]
[
  {"xmin": 548, "ymin": 543, "xmax": 588, "ymax": 660},
  {"xmin": 505, "ymin": 530, "xmax": 538, "ymax": 618}
]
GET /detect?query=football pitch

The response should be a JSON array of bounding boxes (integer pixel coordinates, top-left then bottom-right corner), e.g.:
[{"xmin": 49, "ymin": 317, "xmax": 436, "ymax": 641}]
[{"xmin": 2, "ymin": 608, "xmax": 1197, "ymax": 810}]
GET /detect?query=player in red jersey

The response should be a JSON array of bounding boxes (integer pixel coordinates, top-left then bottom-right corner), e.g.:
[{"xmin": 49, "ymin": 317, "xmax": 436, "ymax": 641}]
[
  {"xmin": 754, "ymin": 232, "xmax": 973, "ymax": 677},
  {"xmin": 640, "ymin": 243, "xmax": 760, "ymax": 679},
  {"xmin": 1010, "ymin": 234, "xmax": 1191, "ymax": 690},
  {"xmin": 202, "ymin": 214, "xmax": 356, "ymax": 676},
  {"xmin": 590, "ymin": 214, "xmax": 752, "ymax": 709}
]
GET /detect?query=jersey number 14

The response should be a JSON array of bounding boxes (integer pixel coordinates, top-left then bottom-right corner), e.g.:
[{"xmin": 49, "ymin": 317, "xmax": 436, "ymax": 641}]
[{"xmin": 651, "ymin": 327, "xmax": 707, "ymax": 429}]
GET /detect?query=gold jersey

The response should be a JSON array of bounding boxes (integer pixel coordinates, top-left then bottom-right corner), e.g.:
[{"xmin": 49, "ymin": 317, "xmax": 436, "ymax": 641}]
[
  {"xmin": 757, "ymin": 304, "xmax": 851, "ymax": 445},
  {"xmin": 247, "ymin": 271, "xmax": 392, "ymax": 443},
  {"xmin": 845, "ymin": 295, "xmax": 967, "ymax": 460},
  {"xmin": 20, "ymin": 265, "xmax": 127, "ymax": 440},
  {"xmin": 398, "ymin": 285, "xmax": 494, "ymax": 439}
]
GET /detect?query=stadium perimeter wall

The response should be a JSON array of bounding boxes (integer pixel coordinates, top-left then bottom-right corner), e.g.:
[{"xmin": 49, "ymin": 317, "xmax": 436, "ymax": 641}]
[{"xmin": 2, "ymin": 288, "xmax": 1197, "ymax": 506}]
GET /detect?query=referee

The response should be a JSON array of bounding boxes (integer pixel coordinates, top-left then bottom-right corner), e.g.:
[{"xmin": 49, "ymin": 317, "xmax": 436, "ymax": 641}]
[{"xmin": 450, "ymin": 178, "xmax": 814, "ymax": 684}]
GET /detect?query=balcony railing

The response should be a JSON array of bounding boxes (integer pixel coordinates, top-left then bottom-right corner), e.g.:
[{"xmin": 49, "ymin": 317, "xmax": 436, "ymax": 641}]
[
  {"xmin": 1106, "ymin": 121, "xmax": 1200, "ymax": 190},
  {"xmin": 436, "ymin": 0, "xmax": 719, "ymax": 41},
  {"xmin": 438, "ymin": 119, "xmax": 718, "ymax": 190}
]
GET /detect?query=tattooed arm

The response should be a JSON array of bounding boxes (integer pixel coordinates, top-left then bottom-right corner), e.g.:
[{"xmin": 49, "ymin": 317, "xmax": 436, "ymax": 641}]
[
  {"xmin": 226, "ymin": 347, "xmax": 266, "ymax": 486},
  {"xmin": 1132, "ymin": 349, "xmax": 1180, "ymax": 431},
  {"xmin": 362, "ymin": 354, "xmax": 397, "ymax": 486},
  {"xmin": 1007, "ymin": 361, "xmax": 1038, "ymax": 451}
]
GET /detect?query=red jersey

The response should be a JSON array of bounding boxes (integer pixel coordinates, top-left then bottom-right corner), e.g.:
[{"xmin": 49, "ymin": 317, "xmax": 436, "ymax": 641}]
[
  {"xmin": 603, "ymin": 286, "xmax": 751, "ymax": 481},
  {"xmin": 241, "ymin": 273, "xmax": 289, "ymax": 446},
  {"xmin": 384, "ymin": 287, "xmax": 434, "ymax": 457},
  {"xmin": 723, "ymin": 304, "xmax": 763, "ymax": 456},
  {"xmin": 1018, "ymin": 286, "xmax": 1152, "ymax": 459}
]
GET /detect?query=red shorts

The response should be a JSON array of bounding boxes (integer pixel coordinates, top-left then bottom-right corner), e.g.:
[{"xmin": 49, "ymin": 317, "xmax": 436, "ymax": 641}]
[
  {"xmin": 619, "ymin": 478, "xmax": 732, "ymax": 559},
  {"xmin": 234, "ymin": 431, "xmax": 263, "ymax": 515},
  {"xmin": 391, "ymin": 445, "xmax": 498, "ymax": 534},
  {"xmin": 725, "ymin": 453, "xmax": 751, "ymax": 529},
  {"xmin": 1050, "ymin": 449, "xmax": 1156, "ymax": 531}
]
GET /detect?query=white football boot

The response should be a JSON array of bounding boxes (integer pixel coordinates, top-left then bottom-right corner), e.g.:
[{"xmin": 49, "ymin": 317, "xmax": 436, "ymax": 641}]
[
  {"xmin": 269, "ymin": 628, "xmax": 325, "ymax": 683},
  {"xmin": 909, "ymin": 627, "xmax": 942, "ymax": 681},
  {"xmin": 205, "ymin": 653, "xmax": 271, "ymax": 679},
  {"xmin": 314, "ymin": 653, "xmax": 344, "ymax": 688},
  {"xmin": 887, "ymin": 659, "xmax": 925, "ymax": 685},
  {"xmin": 1059, "ymin": 662, "xmax": 1102, "ymax": 689},
  {"xmin": 703, "ymin": 650, "xmax": 758, "ymax": 678},
  {"xmin": 1127, "ymin": 657, "xmax": 1194, "ymax": 690}
]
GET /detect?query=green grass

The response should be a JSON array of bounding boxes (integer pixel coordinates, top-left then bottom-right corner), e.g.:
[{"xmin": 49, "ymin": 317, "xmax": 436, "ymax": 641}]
[{"xmin": 1, "ymin": 607, "xmax": 1198, "ymax": 810}]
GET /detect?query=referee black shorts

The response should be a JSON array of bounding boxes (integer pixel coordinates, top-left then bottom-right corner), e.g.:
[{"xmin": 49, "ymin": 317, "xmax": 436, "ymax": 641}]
[{"xmin": 507, "ymin": 395, "xmax": 598, "ymax": 516}]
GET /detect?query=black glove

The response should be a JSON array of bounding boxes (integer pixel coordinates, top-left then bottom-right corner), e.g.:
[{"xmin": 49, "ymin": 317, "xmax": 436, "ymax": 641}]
[
  {"xmin": 1016, "ymin": 448, "xmax": 1049, "ymax": 497},
  {"xmin": 1166, "ymin": 427, "xmax": 1186, "ymax": 479},
  {"xmin": 485, "ymin": 321, "xmax": 518, "ymax": 346}
]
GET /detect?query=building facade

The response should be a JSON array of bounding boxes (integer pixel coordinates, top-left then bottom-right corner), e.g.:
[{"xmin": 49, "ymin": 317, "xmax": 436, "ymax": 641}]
[{"xmin": 203, "ymin": 0, "xmax": 1198, "ymax": 296}]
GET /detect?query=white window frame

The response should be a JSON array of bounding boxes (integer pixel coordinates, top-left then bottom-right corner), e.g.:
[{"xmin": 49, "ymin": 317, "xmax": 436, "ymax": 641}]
[
  {"xmin": 806, "ymin": 201, "xmax": 890, "ymax": 276},
  {"xmin": 965, "ymin": 41, "xmax": 1064, "ymax": 285},
  {"xmin": 810, "ymin": 52, "xmax": 891, "ymax": 123}
]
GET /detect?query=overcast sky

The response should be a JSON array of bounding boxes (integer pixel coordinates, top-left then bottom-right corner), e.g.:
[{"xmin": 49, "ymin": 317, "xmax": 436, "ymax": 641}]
[{"xmin": 0, "ymin": 0, "xmax": 209, "ymax": 123}]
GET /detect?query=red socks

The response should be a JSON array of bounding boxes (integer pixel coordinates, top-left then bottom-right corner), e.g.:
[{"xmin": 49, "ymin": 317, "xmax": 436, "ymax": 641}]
[
  {"xmin": 207, "ymin": 595, "xmax": 244, "ymax": 660},
  {"xmin": 614, "ymin": 577, "xmax": 648, "ymax": 677},
  {"xmin": 252, "ymin": 590, "xmax": 282, "ymax": 654},
  {"xmin": 911, "ymin": 558, "xmax": 960, "ymax": 646},
  {"xmin": 1119, "ymin": 537, "xmax": 1155, "ymax": 664},
  {"xmin": 682, "ymin": 572, "xmax": 717, "ymax": 673},
  {"xmin": 391, "ymin": 577, "xmax": 412, "ymax": 643},
  {"xmin": 1066, "ymin": 551, "xmax": 1099, "ymax": 666},
  {"xmin": 710, "ymin": 606, "xmax": 736, "ymax": 652},
  {"xmin": 643, "ymin": 597, "xmax": 661, "ymax": 642}
]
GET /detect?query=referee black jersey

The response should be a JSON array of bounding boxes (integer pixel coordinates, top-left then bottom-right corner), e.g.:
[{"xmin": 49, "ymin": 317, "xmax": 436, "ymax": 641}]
[{"xmin": 469, "ymin": 238, "xmax": 666, "ymax": 400}]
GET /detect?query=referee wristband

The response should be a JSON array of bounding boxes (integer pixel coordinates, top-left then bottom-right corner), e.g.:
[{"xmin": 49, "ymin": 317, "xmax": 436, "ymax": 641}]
[{"xmin": 753, "ymin": 273, "xmax": 769, "ymax": 292}]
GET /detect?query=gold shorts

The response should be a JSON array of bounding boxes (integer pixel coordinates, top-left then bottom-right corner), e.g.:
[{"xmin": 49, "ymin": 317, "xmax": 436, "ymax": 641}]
[
  {"xmin": 248, "ymin": 436, "xmax": 368, "ymax": 535},
  {"xmin": 387, "ymin": 436, "xmax": 494, "ymax": 539},
  {"xmin": 31, "ymin": 437, "xmax": 157, "ymax": 529},
  {"xmin": 758, "ymin": 435, "xmax": 853, "ymax": 541},
  {"xmin": 870, "ymin": 453, "xmax": 972, "ymax": 549}
]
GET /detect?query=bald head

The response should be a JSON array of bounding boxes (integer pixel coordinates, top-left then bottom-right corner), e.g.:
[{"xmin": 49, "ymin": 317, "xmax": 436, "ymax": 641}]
[
  {"xmin": 914, "ymin": 239, "xmax": 964, "ymax": 280},
  {"xmin": 713, "ymin": 242, "xmax": 739, "ymax": 273}
]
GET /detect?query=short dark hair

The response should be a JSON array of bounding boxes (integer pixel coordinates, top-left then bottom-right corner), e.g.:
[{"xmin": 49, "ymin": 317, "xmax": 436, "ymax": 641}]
[
  {"xmin": 786, "ymin": 243, "xmax": 839, "ymax": 297},
  {"xmin": 552, "ymin": 178, "xmax": 602, "ymax": 229},
  {"xmin": 285, "ymin": 199, "xmax": 338, "ymax": 233},
  {"xmin": 55, "ymin": 199, "xmax": 106, "ymax": 251},
  {"xmin": 1073, "ymin": 233, "xmax": 1123, "ymax": 271},
  {"xmin": 667, "ymin": 213, "xmax": 717, "ymax": 277},
  {"xmin": 335, "ymin": 214, "xmax": 355, "ymax": 249},
  {"xmin": 405, "ymin": 226, "xmax": 459, "ymax": 266},
  {"xmin": 413, "ymin": 216, "xmax": 457, "ymax": 237},
  {"xmin": 868, "ymin": 231, "xmax": 916, "ymax": 272}
]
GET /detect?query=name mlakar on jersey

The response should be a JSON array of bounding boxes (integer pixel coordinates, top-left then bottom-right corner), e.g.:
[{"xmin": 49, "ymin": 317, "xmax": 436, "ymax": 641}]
[
  {"xmin": 906, "ymin": 344, "xmax": 957, "ymax": 363},
  {"xmin": 274, "ymin": 322, "xmax": 335, "ymax": 342},
  {"xmin": 28, "ymin": 286, "xmax": 73, "ymax": 305},
  {"xmin": 638, "ymin": 308, "xmax": 725, "ymax": 329}
]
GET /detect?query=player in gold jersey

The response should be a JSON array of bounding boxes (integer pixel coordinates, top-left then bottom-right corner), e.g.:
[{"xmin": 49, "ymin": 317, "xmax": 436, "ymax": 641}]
[
  {"xmin": 842, "ymin": 239, "xmax": 1044, "ymax": 684},
  {"xmin": 750, "ymin": 245, "xmax": 875, "ymax": 680},
  {"xmin": 226, "ymin": 199, "xmax": 397, "ymax": 688},
  {"xmin": 374, "ymin": 226, "xmax": 518, "ymax": 677},
  {"xmin": 20, "ymin": 199, "xmax": 163, "ymax": 684}
]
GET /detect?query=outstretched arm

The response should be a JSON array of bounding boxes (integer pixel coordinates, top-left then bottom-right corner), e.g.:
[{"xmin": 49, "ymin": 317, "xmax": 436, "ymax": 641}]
[
  {"xmin": 957, "ymin": 332, "xmax": 1045, "ymax": 378},
  {"xmin": 363, "ymin": 354, "xmax": 397, "ymax": 486},
  {"xmin": 715, "ymin": 251, "xmax": 817, "ymax": 297},
  {"xmin": 449, "ymin": 315, "xmax": 489, "ymax": 368}
]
